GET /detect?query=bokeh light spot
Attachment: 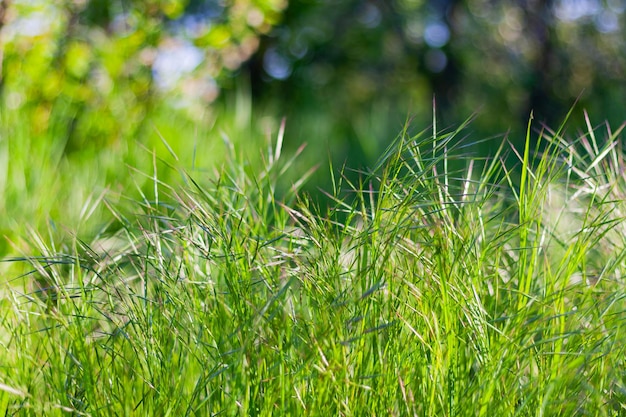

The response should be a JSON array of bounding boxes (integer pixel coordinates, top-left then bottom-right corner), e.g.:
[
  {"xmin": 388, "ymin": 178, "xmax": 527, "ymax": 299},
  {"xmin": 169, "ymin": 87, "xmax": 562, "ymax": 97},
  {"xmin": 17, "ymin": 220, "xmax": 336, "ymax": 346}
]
[{"xmin": 424, "ymin": 21, "xmax": 450, "ymax": 48}]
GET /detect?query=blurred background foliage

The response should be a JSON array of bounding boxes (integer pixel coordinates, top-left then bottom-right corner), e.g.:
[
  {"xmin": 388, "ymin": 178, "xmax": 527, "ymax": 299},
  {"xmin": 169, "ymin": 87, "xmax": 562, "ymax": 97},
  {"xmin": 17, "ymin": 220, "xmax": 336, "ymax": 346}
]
[
  {"xmin": 0, "ymin": 0, "xmax": 625, "ymax": 194},
  {"xmin": 0, "ymin": 0, "xmax": 286, "ymax": 150},
  {"xmin": 249, "ymin": 0, "xmax": 625, "ymax": 162}
]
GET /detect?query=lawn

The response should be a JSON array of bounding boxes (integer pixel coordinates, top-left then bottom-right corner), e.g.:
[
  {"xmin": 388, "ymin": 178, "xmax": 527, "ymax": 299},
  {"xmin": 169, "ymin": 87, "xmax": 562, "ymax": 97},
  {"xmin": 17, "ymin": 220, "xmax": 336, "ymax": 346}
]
[{"xmin": 1, "ymin": 108, "xmax": 626, "ymax": 416}]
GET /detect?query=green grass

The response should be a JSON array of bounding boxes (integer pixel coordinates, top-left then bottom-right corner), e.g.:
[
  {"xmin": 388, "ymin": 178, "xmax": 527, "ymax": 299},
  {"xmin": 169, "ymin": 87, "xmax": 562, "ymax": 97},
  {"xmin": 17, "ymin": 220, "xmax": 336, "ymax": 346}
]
[
  {"xmin": 0, "ymin": 96, "xmax": 279, "ymax": 259},
  {"xmin": 1, "ymin": 110, "xmax": 626, "ymax": 416}
]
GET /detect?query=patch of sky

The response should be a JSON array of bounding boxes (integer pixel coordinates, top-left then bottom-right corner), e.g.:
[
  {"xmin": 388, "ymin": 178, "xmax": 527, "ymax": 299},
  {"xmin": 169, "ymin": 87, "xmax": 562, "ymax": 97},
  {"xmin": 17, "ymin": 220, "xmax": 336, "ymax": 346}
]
[
  {"xmin": 554, "ymin": 0, "xmax": 623, "ymax": 32},
  {"xmin": 424, "ymin": 21, "xmax": 450, "ymax": 48},
  {"xmin": 152, "ymin": 41, "xmax": 204, "ymax": 90},
  {"xmin": 152, "ymin": 2, "xmax": 225, "ymax": 90},
  {"xmin": 4, "ymin": 2, "xmax": 62, "ymax": 39},
  {"xmin": 554, "ymin": 0, "xmax": 602, "ymax": 21},
  {"xmin": 595, "ymin": 9, "xmax": 620, "ymax": 32},
  {"xmin": 179, "ymin": 0, "xmax": 224, "ymax": 21},
  {"xmin": 263, "ymin": 47, "xmax": 292, "ymax": 80}
]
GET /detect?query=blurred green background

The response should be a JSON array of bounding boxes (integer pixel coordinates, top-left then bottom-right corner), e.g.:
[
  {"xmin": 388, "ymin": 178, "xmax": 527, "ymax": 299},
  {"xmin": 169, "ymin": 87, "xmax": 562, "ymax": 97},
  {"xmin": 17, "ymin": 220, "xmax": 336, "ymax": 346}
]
[
  {"xmin": 2, "ymin": 0, "xmax": 625, "ymax": 161},
  {"xmin": 0, "ymin": 0, "xmax": 624, "ymax": 251}
]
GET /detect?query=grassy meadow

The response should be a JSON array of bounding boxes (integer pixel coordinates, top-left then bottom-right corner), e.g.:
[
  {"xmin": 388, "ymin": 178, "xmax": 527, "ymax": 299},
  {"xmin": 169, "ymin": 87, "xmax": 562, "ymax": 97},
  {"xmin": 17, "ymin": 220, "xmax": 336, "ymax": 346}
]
[{"xmin": 1, "ymin": 104, "xmax": 626, "ymax": 416}]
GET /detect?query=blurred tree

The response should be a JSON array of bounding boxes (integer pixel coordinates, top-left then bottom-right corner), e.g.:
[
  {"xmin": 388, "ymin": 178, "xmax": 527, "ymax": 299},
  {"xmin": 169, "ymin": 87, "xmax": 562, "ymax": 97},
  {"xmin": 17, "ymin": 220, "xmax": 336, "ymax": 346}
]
[
  {"xmin": 0, "ymin": 0, "xmax": 288, "ymax": 151},
  {"xmin": 1, "ymin": 0, "xmax": 624, "ymax": 166},
  {"xmin": 244, "ymin": 0, "xmax": 625, "ymax": 154}
]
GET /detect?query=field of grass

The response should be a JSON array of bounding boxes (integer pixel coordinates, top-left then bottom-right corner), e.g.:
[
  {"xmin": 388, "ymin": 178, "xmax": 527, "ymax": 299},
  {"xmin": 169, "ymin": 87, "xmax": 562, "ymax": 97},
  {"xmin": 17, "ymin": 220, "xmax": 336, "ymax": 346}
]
[{"xmin": 1, "ymin": 107, "xmax": 626, "ymax": 415}]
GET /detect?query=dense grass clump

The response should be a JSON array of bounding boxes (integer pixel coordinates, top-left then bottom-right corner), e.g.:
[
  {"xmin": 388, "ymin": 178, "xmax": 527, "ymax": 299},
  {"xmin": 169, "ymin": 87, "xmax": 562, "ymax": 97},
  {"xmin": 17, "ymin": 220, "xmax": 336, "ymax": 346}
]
[{"xmin": 1, "ymin": 115, "xmax": 626, "ymax": 416}]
